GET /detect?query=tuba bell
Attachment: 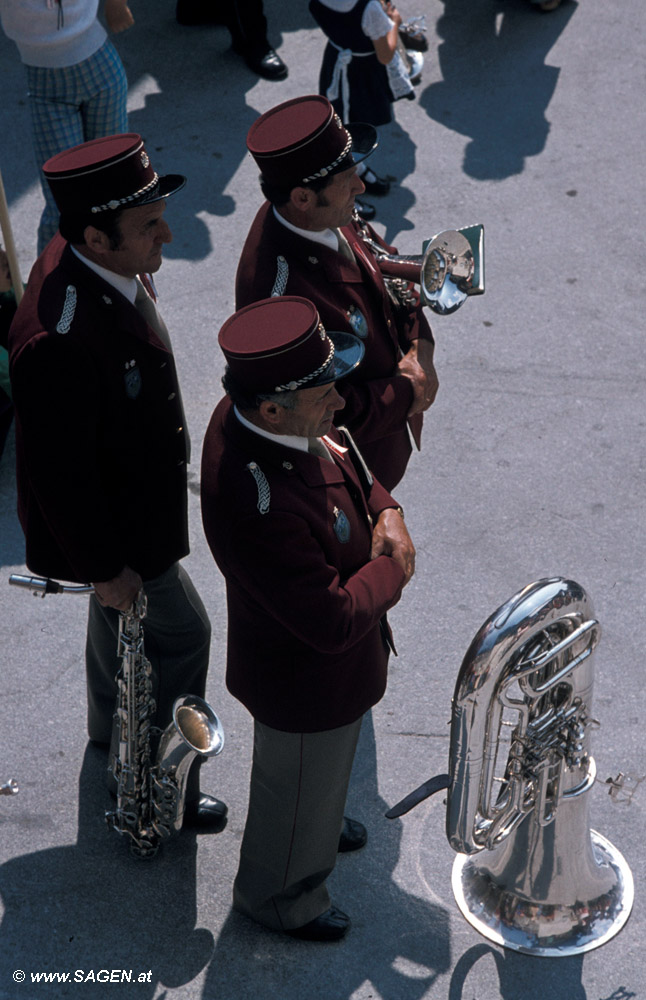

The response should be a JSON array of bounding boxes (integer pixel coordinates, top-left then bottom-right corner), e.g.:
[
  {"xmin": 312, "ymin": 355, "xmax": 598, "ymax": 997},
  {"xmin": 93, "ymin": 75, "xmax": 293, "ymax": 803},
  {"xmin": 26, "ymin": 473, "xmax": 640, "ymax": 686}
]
[{"xmin": 387, "ymin": 577, "xmax": 634, "ymax": 956}]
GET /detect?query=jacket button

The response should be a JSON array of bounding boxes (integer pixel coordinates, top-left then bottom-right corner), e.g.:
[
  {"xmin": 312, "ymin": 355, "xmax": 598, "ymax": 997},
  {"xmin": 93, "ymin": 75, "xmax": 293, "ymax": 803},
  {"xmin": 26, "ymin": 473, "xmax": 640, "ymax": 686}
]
[{"xmin": 168, "ymin": 392, "xmax": 176, "ymax": 400}]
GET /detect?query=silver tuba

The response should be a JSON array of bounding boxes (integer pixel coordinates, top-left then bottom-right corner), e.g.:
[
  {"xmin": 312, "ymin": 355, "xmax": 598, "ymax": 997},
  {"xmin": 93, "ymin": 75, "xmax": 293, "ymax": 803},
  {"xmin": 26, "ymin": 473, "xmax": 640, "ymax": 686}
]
[
  {"xmin": 387, "ymin": 577, "xmax": 634, "ymax": 956},
  {"xmin": 356, "ymin": 218, "xmax": 485, "ymax": 315}
]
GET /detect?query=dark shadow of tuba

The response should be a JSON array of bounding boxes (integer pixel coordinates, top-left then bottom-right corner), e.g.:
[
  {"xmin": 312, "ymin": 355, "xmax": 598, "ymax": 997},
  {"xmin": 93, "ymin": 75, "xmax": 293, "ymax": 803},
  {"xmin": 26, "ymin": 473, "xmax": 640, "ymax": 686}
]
[{"xmin": 387, "ymin": 577, "xmax": 634, "ymax": 956}]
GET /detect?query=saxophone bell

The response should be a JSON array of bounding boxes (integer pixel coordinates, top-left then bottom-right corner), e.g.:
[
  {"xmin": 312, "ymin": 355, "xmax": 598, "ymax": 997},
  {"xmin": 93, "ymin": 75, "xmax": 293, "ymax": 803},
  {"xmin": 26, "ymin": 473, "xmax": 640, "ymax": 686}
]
[{"xmin": 150, "ymin": 695, "xmax": 225, "ymax": 837}]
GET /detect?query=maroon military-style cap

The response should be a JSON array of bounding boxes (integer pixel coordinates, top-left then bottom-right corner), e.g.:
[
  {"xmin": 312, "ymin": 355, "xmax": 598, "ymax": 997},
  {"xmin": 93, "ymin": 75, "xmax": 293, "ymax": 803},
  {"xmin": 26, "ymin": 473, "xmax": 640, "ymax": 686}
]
[
  {"xmin": 42, "ymin": 133, "xmax": 186, "ymax": 215},
  {"xmin": 219, "ymin": 296, "xmax": 364, "ymax": 396},
  {"xmin": 246, "ymin": 95, "xmax": 378, "ymax": 188}
]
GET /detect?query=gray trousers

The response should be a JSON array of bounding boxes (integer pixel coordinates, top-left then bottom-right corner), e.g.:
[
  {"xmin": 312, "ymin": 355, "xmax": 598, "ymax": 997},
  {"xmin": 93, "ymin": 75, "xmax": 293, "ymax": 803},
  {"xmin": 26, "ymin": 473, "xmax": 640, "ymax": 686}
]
[
  {"xmin": 233, "ymin": 717, "xmax": 362, "ymax": 931},
  {"xmin": 85, "ymin": 562, "xmax": 211, "ymax": 801}
]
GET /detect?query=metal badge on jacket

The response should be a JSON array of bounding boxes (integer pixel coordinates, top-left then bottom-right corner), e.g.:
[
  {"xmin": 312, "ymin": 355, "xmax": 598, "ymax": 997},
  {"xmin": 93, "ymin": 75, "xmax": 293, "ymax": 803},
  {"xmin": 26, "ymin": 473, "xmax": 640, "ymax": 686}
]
[
  {"xmin": 333, "ymin": 506, "xmax": 351, "ymax": 543},
  {"xmin": 124, "ymin": 359, "xmax": 142, "ymax": 400}
]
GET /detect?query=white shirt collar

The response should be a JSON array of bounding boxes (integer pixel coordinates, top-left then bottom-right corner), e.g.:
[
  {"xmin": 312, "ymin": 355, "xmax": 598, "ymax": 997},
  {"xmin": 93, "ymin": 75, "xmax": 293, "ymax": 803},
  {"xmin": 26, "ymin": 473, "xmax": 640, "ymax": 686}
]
[
  {"xmin": 70, "ymin": 246, "xmax": 138, "ymax": 304},
  {"xmin": 234, "ymin": 405, "xmax": 309, "ymax": 453},
  {"xmin": 273, "ymin": 206, "xmax": 340, "ymax": 254}
]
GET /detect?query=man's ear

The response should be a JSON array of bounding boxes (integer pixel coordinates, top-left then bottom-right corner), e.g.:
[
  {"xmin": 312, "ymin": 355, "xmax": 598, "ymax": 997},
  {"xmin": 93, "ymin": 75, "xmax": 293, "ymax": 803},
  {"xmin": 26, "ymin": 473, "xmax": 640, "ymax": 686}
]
[
  {"xmin": 258, "ymin": 398, "xmax": 289, "ymax": 432},
  {"xmin": 82, "ymin": 225, "xmax": 112, "ymax": 256},
  {"xmin": 288, "ymin": 185, "xmax": 316, "ymax": 217}
]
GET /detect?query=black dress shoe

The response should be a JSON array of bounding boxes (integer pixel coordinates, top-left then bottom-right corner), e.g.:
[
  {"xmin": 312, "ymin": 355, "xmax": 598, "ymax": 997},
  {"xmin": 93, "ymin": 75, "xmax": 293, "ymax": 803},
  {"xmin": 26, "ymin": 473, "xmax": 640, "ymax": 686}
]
[
  {"xmin": 286, "ymin": 906, "xmax": 350, "ymax": 942},
  {"xmin": 338, "ymin": 816, "xmax": 367, "ymax": 853},
  {"xmin": 354, "ymin": 199, "xmax": 376, "ymax": 222},
  {"xmin": 183, "ymin": 794, "xmax": 228, "ymax": 832},
  {"xmin": 360, "ymin": 170, "xmax": 391, "ymax": 197},
  {"xmin": 243, "ymin": 47, "xmax": 288, "ymax": 81}
]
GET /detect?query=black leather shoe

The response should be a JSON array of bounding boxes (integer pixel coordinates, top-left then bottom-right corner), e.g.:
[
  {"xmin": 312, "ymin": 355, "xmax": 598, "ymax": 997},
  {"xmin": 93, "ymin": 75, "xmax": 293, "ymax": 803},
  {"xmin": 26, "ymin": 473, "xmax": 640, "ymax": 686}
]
[
  {"xmin": 354, "ymin": 199, "xmax": 376, "ymax": 222},
  {"xmin": 286, "ymin": 906, "xmax": 350, "ymax": 942},
  {"xmin": 360, "ymin": 170, "xmax": 391, "ymax": 196},
  {"xmin": 244, "ymin": 47, "xmax": 288, "ymax": 81},
  {"xmin": 338, "ymin": 816, "xmax": 367, "ymax": 853},
  {"xmin": 183, "ymin": 794, "xmax": 228, "ymax": 832}
]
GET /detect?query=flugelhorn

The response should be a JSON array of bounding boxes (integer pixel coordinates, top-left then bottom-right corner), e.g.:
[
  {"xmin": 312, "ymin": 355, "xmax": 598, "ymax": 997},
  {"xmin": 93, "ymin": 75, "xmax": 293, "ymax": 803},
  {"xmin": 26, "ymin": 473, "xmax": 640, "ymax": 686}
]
[
  {"xmin": 358, "ymin": 221, "xmax": 485, "ymax": 315},
  {"xmin": 386, "ymin": 578, "xmax": 634, "ymax": 956}
]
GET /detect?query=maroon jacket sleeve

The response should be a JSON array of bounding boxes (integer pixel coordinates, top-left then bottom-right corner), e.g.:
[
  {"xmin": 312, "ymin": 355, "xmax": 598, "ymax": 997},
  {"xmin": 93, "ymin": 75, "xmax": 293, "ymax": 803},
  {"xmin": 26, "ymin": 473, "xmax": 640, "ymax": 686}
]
[{"xmin": 221, "ymin": 508, "xmax": 405, "ymax": 655}]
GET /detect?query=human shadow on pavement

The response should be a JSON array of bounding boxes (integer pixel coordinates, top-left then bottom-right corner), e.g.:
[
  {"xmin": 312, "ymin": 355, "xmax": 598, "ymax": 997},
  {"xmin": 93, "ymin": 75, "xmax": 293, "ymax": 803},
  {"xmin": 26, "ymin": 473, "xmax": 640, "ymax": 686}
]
[
  {"xmin": 0, "ymin": 743, "xmax": 215, "ymax": 999},
  {"xmin": 201, "ymin": 712, "xmax": 451, "ymax": 1000},
  {"xmin": 420, "ymin": 0, "xmax": 578, "ymax": 180},
  {"xmin": 0, "ymin": 432, "xmax": 24, "ymax": 569},
  {"xmin": 368, "ymin": 121, "xmax": 420, "ymax": 247},
  {"xmin": 448, "ymin": 942, "xmax": 586, "ymax": 999}
]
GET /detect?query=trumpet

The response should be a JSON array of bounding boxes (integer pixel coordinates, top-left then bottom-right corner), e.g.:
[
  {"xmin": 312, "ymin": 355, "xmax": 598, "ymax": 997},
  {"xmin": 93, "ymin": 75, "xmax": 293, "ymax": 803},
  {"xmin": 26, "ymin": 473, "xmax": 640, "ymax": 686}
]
[
  {"xmin": 358, "ymin": 220, "xmax": 485, "ymax": 315},
  {"xmin": 387, "ymin": 578, "xmax": 634, "ymax": 956}
]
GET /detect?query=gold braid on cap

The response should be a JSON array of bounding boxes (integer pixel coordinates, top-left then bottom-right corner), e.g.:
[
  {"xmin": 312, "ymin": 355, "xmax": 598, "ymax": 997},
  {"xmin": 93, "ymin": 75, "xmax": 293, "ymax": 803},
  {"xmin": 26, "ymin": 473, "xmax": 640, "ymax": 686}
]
[
  {"xmin": 90, "ymin": 173, "xmax": 160, "ymax": 213},
  {"xmin": 273, "ymin": 336, "xmax": 335, "ymax": 393}
]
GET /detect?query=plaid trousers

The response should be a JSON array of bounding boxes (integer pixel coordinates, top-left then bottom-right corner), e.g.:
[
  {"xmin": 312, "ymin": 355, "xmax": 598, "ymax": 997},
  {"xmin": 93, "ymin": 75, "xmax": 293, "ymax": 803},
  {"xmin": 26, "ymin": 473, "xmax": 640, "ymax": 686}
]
[{"xmin": 27, "ymin": 39, "xmax": 128, "ymax": 253}]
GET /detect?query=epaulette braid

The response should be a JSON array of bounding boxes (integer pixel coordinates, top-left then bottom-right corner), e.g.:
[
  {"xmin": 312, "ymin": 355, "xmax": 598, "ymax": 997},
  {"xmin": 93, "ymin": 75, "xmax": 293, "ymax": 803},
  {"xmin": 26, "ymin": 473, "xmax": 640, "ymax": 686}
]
[
  {"xmin": 56, "ymin": 285, "xmax": 77, "ymax": 334},
  {"xmin": 246, "ymin": 462, "xmax": 270, "ymax": 514},
  {"xmin": 270, "ymin": 255, "xmax": 288, "ymax": 297}
]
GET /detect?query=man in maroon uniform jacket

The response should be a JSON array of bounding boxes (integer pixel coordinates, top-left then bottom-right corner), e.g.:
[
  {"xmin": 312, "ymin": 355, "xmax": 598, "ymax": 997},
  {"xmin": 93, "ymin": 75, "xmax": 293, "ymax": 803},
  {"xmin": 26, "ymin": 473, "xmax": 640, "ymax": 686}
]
[
  {"xmin": 201, "ymin": 295, "xmax": 415, "ymax": 940},
  {"xmin": 235, "ymin": 94, "xmax": 439, "ymax": 491},
  {"xmin": 9, "ymin": 134, "xmax": 225, "ymax": 829}
]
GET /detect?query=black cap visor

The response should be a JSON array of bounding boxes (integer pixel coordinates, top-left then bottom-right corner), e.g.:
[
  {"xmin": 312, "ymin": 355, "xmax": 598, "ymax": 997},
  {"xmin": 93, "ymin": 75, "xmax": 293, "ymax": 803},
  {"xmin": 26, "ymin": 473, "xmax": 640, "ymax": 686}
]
[
  {"xmin": 316, "ymin": 330, "xmax": 365, "ymax": 386},
  {"xmin": 133, "ymin": 172, "xmax": 186, "ymax": 207},
  {"xmin": 328, "ymin": 122, "xmax": 378, "ymax": 179}
]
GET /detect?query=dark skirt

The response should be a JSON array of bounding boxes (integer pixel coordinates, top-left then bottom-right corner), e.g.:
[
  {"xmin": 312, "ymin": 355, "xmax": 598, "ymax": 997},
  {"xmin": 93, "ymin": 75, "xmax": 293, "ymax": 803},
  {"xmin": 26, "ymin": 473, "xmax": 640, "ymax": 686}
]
[{"xmin": 319, "ymin": 43, "xmax": 393, "ymax": 127}]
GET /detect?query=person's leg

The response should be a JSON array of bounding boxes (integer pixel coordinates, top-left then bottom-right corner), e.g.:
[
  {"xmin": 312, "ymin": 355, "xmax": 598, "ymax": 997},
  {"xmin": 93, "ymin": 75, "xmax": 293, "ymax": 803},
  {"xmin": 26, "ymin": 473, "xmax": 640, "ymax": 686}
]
[
  {"xmin": 27, "ymin": 64, "xmax": 86, "ymax": 253},
  {"xmin": 79, "ymin": 40, "xmax": 129, "ymax": 142},
  {"xmin": 233, "ymin": 718, "xmax": 362, "ymax": 931},
  {"xmin": 226, "ymin": 0, "xmax": 288, "ymax": 80}
]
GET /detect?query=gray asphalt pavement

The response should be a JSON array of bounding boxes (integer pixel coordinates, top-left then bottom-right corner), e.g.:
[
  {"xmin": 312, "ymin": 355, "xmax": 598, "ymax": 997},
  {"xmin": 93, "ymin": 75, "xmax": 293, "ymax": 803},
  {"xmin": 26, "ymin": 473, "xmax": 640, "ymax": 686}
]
[{"xmin": 0, "ymin": 1, "xmax": 644, "ymax": 998}]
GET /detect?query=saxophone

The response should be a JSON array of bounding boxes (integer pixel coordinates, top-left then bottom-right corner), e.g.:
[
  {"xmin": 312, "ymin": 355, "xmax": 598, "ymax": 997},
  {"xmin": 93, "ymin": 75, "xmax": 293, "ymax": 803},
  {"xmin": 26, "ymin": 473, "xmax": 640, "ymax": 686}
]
[
  {"xmin": 105, "ymin": 589, "xmax": 224, "ymax": 858},
  {"xmin": 9, "ymin": 575, "xmax": 224, "ymax": 858}
]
